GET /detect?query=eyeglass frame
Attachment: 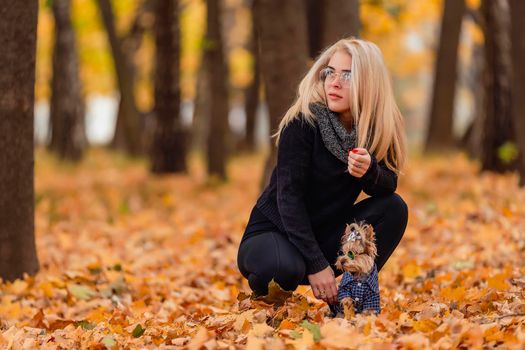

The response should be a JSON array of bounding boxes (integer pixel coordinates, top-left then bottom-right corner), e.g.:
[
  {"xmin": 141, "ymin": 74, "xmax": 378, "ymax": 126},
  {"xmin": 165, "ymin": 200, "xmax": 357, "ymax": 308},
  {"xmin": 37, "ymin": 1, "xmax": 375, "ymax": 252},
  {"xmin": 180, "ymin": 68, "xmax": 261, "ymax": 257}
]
[{"xmin": 319, "ymin": 67, "xmax": 352, "ymax": 87}]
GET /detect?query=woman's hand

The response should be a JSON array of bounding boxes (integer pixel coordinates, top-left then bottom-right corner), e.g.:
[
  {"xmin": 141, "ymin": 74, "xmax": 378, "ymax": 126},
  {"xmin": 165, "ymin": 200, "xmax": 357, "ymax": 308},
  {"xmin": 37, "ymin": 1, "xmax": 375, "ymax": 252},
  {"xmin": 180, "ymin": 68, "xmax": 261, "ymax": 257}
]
[
  {"xmin": 348, "ymin": 148, "xmax": 371, "ymax": 178},
  {"xmin": 308, "ymin": 266, "xmax": 338, "ymax": 304}
]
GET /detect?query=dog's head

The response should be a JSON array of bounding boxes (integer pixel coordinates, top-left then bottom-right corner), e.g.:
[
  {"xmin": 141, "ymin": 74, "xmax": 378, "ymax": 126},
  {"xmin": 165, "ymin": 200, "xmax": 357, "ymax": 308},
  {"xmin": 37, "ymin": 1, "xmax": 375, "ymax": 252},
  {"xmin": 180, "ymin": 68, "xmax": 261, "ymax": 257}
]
[
  {"xmin": 335, "ymin": 221, "xmax": 377, "ymax": 274},
  {"xmin": 340, "ymin": 221, "xmax": 377, "ymax": 257}
]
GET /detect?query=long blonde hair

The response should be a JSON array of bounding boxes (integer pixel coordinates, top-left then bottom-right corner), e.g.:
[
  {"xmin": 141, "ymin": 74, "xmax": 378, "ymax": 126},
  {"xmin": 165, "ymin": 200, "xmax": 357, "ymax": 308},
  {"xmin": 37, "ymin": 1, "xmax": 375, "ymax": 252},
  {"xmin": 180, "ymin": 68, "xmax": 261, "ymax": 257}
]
[{"xmin": 274, "ymin": 37, "xmax": 407, "ymax": 175}]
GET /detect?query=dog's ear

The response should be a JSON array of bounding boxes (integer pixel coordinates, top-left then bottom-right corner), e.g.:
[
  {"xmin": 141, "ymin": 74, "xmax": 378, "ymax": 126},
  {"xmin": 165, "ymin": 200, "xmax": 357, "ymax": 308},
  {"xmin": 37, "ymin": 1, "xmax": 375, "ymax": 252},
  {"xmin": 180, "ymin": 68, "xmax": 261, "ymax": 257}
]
[
  {"xmin": 340, "ymin": 224, "xmax": 350, "ymax": 245},
  {"xmin": 362, "ymin": 223, "xmax": 375, "ymax": 241},
  {"xmin": 362, "ymin": 224, "xmax": 377, "ymax": 258}
]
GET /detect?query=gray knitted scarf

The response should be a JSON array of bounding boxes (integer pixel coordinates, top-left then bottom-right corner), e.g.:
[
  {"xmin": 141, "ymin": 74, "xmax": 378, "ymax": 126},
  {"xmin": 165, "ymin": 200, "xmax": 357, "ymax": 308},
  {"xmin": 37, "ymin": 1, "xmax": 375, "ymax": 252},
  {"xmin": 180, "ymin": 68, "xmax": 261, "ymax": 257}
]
[{"xmin": 309, "ymin": 102, "xmax": 358, "ymax": 164}]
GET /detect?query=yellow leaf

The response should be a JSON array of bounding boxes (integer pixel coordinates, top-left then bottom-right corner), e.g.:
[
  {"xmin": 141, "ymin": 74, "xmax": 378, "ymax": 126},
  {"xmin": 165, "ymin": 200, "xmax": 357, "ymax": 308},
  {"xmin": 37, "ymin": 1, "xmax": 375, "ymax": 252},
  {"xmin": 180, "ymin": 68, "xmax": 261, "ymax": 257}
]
[
  {"xmin": 363, "ymin": 320, "xmax": 371, "ymax": 336},
  {"xmin": 6, "ymin": 280, "xmax": 28, "ymax": 295},
  {"xmin": 278, "ymin": 319, "xmax": 297, "ymax": 330},
  {"xmin": 246, "ymin": 335, "xmax": 265, "ymax": 350},
  {"xmin": 440, "ymin": 286, "xmax": 466, "ymax": 302},
  {"xmin": 286, "ymin": 328, "xmax": 315, "ymax": 349},
  {"xmin": 402, "ymin": 263, "xmax": 423, "ymax": 280},
  {"xmin": 487, "ymin": 273, "xmax": 510, "ymax": 291},
  {"xmin": 252, "ymin": 279, "xmax": 292, "ymax": 306},
  {"xmin": 247, "ymin": 323, "xmax": 274, "ymax": 338},
  {"xmin": 233, "ymin": 309, "xmax": 254, "ymax": 333},
  {"xmin": 187, "ymin": 327, "xmax": 214, "ymax": 350},
  {"xmin": 38, "ymin": 281, "xmax": 54, "ymax": 298},
  {"xmin": 412, "ymin": 319, "xmax": 439, "ymax": 333}
]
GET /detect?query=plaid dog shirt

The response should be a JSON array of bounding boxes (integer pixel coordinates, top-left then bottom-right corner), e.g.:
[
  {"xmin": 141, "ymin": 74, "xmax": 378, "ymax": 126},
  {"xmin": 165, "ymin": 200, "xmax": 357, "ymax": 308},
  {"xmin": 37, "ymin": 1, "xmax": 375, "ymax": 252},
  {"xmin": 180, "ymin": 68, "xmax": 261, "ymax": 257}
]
[{"xmin": 329, "ymin": 263, "xmax": 381, "ymax": 316}]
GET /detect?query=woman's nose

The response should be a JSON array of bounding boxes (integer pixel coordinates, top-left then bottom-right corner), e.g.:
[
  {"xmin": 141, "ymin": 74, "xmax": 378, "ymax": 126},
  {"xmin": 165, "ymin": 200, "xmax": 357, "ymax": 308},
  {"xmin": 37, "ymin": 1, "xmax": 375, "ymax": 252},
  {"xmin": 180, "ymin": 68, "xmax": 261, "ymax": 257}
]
[{"xmin": 330, "ymin": 78, "xmax": 342, "ymax": 88}]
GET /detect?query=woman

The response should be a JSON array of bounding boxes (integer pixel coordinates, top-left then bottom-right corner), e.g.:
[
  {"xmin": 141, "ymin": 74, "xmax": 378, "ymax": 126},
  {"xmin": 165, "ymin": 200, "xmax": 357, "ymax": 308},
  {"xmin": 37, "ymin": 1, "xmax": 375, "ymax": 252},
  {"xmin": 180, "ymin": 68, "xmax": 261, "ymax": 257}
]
[{"xmin": 236, "ymin": 37, "xmax": 408, "ymax": 306}]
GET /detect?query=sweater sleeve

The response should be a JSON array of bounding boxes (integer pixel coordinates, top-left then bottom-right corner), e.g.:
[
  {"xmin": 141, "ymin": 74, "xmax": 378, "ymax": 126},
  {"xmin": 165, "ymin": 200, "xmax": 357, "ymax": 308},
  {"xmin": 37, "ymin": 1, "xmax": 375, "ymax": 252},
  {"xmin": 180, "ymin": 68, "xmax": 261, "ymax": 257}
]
[
  {"xmin": 276, "ymin": 118, "xmax": 330, "ymax": 274},
  {"xmin": 358, "ymin": 153, "xmax": 398, "ymax": 196}
]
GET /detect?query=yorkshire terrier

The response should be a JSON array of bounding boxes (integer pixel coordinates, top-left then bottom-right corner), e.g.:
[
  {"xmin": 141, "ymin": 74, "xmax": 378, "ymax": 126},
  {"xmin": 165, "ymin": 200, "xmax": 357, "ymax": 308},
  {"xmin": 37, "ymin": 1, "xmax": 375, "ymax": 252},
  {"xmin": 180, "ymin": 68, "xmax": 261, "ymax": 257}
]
[{"xmin": 329, "ymin": 221, "xmax": 381, "ymax": 318}]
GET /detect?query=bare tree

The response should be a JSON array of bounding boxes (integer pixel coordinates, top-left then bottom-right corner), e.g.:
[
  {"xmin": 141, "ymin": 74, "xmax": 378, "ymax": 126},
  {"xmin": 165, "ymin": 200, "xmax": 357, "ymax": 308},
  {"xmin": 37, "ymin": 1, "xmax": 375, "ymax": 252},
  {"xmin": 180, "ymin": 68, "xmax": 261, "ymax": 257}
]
[
  {"xmin": 205, "ymin": 0, "xmax": 230, "ymax": 180},
  {"xmin": 509, "ymin": 0, "xmax": 525, "ymax": 185},
  {"xmin": 49, "ymin": 0, "xmax": 86, "ymax": 161},
  {"xmin": 479, "ymin": 0, "xmax": 516, "ymax": 172},
  {"xmin": 307, "ymin": 0, "xmax": 359, "ymax": 59},
  {"xmin": 242, "ymin": 0, "xmax": 260, "ymax": 152},
  {"xmin": 425, "ymin": 0, "xmax": 465, "ymax": 153},
  {"xmin": 254, "ymin": 0, "xmax": 310, "ymax": 188},
  {"xmin": 97, "ymin": 0, "xmax": 145, "ymax": 155},
  {"xmin": 150, "ymin": 0, "xmax": 187, "ymax": 173},
  {"xmin": 0, "ymin": 0, "xmax": 40, "ymax": 281}
]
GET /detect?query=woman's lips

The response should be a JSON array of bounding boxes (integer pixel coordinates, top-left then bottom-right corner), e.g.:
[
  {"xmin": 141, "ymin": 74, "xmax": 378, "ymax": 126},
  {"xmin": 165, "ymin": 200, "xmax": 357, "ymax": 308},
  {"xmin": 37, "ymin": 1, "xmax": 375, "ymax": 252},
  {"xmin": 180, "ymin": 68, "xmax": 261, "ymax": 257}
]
[{"xmin": 328, "ymin": 93, "xmax": 342, "ymax": 100}]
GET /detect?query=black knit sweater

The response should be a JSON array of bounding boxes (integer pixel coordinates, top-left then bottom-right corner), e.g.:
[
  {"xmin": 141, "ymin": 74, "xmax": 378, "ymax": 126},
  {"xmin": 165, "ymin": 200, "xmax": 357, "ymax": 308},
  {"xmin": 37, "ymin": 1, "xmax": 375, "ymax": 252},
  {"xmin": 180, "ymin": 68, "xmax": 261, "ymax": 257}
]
[{"xmin": 254, "ymin": 113, "xmax": 398, "ymax": 274}]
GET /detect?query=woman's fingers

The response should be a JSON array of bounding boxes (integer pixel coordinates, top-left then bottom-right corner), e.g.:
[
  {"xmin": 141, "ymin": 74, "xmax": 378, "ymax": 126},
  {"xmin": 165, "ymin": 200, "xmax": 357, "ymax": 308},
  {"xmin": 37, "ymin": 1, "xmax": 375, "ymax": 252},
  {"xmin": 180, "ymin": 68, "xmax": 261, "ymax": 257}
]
[
  {"xmin": 329, "ymin": 282, "xmax": 338, "ymax": 304},
  {"xmin": 309, "ymin": 266, "xmax": 338, "ymax": 303},
  {"xmin": 313, "ymin": 280, "xmax": 337, "ymax": 303},
  {"xmin": 348, "ymin": 162, "xmax": 365, "ymax": 177}
]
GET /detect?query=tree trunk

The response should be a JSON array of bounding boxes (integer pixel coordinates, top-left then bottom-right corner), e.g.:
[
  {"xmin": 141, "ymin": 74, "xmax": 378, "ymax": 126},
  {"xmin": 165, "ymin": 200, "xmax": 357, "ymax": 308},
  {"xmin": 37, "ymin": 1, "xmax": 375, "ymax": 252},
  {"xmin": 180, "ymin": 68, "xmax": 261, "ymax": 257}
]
[
  {"xmin": 0, "ymin": 0, "xmax": 40, "ymax": 282},
  {"xmin": 48, "ymin": 0, "xmax": 86, "ymax": 161},
  {"xmin": 307, "ymin": 0, "xmax": 359, "ymax": 59},
  {"xmin": 242, "ymin": 0, "xmax": 260, "ymax": 152},
  {"xmin": 306, "ymin": 0, "xmax": 323, "ymax": 59},
  {"xmin": 460, "ymin": 42, "xmax": 484, "ymax": 159},
  {"xmin": 205, "ymin": 0, "xmax": 230, "ymax": 180},
  {"xmin": 425, "ymin": 0, "xmax": 465, "ymax": 153},
  {"xmin": 509, "ymin": 0, "xmax": 525, "ymax": 185},
  {"xmin": 191, "ymin": 58, "xmax": 211, "ymax": 154},
  {"xmin": 322, "ymin": 0, "xmax": 359, "ymax": 45},
  {"xmin": 254, "ymin": 0, "xmax": 310, "ymax": 189},
  {"xmin": 97, "ymin": 0, "xmax": 142, "ymax": 155},
  {"xmin": 150, "ymin": 0, "xmax": 187, "ymax": 173},
  {"xmin": 111, "ymin": 0, "xmax": 155, "ymax": 152},
  {"xmin": 480, "ymin": 0, "xmax": 516, "ymax": 172}
]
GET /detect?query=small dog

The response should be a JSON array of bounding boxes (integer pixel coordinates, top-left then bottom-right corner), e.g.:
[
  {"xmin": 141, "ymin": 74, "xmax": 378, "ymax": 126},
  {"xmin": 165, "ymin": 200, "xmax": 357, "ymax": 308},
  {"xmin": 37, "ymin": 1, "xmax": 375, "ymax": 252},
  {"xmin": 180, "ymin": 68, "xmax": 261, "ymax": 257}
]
[{"xmin": 329, "ymin": 221, "xmax": 381, "ymax": 318}]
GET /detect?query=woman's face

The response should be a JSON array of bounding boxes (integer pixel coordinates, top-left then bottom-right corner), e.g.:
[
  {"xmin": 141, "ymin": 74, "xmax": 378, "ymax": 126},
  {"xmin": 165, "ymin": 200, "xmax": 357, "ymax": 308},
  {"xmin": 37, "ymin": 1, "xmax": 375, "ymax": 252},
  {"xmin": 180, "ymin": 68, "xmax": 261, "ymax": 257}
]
[{"xmin": 322, "ymin": 50, "xmax": 352, "ymax": 116}]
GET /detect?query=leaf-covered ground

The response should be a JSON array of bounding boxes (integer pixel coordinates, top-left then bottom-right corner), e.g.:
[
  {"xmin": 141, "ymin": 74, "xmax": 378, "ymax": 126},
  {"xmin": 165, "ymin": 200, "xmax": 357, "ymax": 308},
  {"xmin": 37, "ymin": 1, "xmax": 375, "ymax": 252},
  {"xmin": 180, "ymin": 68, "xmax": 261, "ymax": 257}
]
[{"xmin": 1, "ymin": 149, "xmax": 524, "ymax": 349}]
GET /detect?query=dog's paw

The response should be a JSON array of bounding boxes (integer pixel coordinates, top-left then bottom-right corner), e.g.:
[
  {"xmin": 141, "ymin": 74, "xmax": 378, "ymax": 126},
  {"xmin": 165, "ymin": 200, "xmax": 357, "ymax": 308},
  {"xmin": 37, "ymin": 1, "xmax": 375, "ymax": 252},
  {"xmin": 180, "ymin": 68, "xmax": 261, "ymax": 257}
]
[{"xmin": 341, "ymin": 298, "xmax": 355, "ymax": 320}]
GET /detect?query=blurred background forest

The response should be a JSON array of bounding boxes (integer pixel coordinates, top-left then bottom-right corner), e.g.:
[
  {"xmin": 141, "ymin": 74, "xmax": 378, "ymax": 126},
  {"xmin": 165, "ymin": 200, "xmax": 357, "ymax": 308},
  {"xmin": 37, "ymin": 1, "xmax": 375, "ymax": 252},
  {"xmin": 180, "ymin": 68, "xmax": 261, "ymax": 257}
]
[
  {"xmin": 1, "ymin": 0, "xmax": 525, "ymax": 348},
  {"xmin": 24, "ymin": 0, "xmax": 525, "ymax": 180}
]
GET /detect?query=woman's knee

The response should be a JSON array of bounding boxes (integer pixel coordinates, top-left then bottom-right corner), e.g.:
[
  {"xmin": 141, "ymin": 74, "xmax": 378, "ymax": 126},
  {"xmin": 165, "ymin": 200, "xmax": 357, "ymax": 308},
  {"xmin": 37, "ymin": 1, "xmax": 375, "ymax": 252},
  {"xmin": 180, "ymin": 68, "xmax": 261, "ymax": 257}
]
[
  {"xmin": 246, "ymin": 256, "xmax": 305, "ymax": 295},
  {"xmin": 237, "ymin": 232, "xmax": 306, "ymax": 295},
  {"xmin": 384, "ymin": 192, "xmax": 408, "ymax": 223}
]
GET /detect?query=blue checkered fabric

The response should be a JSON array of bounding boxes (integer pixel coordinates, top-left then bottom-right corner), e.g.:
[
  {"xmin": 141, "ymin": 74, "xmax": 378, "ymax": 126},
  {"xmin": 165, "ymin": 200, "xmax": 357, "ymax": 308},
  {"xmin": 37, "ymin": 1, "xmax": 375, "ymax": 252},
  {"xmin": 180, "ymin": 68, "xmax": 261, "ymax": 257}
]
[{"xmin": 329, "ymin": 263, "xmax": 381, "ymax": 316}]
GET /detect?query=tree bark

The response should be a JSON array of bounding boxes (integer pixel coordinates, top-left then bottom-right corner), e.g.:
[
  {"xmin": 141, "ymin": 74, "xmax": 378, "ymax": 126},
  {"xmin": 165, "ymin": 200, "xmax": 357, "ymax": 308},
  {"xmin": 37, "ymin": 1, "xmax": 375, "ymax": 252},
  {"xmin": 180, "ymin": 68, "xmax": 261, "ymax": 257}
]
[
  {"xmin": 97, "ymin": 0, "xmax": 142, "ymax": 155},
  {"xmin": 111, "ymin": 0, "xmax": 155, "ymax": 152},
  {"xmin": 307, "ymin": 0, "xmax": 359, "ymax": 59},
  {"xmin": 322, "ymin": 0, "xmax": 359, "ymax": 45},
  {"xmin": 242, "ymin": 0, "xmax": 260, "ymax": 152},
  {"xmin": 480, "ymin": 0, "xmax": 516, "ymax": 172},
  {"xmin": 205, "ymin": 0, "xmax": 230, "ymax": 180},
  {"xmin": 254, "ymin": 0, "xmax": 310, "ymax": 189},
  {"xmin": 49, "ymin": 0, "xmax": 86, "ymax": 161},
  {"xmin": 425, "ymin": 0, "xmax": 465, "ymax": 153},
  {"xmin": 0, "ymin": 0, "xmax": 40, "ymax": 281},
  {"xmin": 191, "ymin": 57, "xmax": 211, "ymax": 154},
  {"xmin": 460, "ymin": 42, "xmax": 484, "ymax": 159},
  {"xmin": 509, "ymin": 0, "xmax": 525, "ymax": 185},
  {"xmin": 150, "ymin": 0, "xmax": 187, "ymax": 173}
]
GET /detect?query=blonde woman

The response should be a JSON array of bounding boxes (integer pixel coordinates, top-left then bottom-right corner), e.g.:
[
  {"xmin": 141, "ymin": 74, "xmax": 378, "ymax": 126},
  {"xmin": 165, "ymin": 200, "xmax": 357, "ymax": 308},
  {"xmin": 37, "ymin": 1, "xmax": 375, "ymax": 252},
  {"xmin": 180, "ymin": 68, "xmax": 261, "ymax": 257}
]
[{"xmin": 237, "ymin": 37, "xmax": 408, "ymax": 307}]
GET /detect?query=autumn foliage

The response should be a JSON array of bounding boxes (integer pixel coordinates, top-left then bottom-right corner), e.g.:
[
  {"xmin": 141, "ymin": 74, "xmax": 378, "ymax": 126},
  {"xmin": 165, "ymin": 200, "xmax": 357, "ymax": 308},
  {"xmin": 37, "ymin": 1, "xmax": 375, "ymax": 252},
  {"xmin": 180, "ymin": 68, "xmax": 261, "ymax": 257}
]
[{"xmin": 0, "ymin": 149, "xmax": 524, "ymax": 349}]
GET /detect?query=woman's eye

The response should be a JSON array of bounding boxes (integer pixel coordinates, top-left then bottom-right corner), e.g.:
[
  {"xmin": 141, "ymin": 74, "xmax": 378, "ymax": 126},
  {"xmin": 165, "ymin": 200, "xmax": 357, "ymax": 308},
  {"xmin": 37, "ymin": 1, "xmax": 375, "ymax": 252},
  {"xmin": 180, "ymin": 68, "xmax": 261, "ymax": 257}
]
[{"xmin": 342, "ymin": 72, "xmax": 352, "ymax": 81}]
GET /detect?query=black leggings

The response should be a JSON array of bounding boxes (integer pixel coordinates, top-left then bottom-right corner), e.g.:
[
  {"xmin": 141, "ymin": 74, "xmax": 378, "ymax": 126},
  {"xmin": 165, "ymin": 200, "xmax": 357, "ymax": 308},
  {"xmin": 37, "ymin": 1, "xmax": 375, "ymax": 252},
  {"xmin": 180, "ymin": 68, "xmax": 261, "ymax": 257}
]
[{"xmin": 237, "ymin": 192, "xmax": 408, "ymax": 296}]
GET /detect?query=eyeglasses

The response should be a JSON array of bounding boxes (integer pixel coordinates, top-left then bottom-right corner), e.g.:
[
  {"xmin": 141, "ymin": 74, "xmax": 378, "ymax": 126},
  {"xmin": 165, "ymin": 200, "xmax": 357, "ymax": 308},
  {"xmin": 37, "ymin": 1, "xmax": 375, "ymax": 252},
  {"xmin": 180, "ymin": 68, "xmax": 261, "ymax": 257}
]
[{"xmin": 319, "ymin": 67, "xmax": 352, "ymax": 87}]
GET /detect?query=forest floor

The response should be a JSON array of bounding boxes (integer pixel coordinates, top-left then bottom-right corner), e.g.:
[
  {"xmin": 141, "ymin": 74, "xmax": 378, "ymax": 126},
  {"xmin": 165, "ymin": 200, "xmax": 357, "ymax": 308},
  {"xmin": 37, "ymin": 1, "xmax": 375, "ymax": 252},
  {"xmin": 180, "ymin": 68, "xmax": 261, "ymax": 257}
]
[{"xmin": 1, "ymin": 148, "xmax": 524, "ymax": 349}]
